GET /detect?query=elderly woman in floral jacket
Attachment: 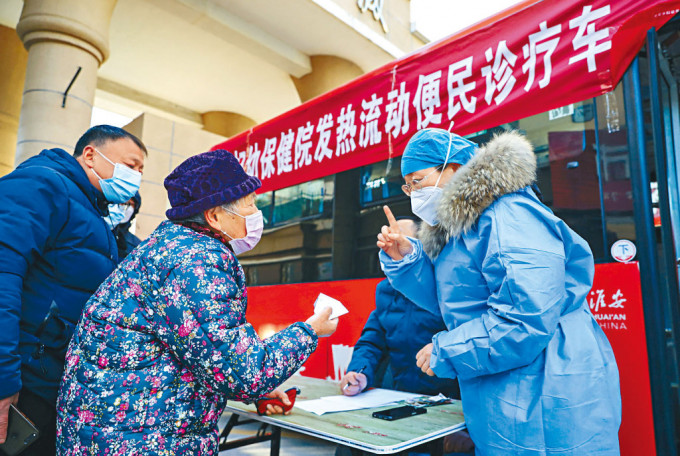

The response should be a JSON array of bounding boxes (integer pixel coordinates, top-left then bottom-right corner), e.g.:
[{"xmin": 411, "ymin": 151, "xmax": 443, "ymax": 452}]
[{"xmin": 55, "ymin": 150, "xmax": 337, "ymax": 455}]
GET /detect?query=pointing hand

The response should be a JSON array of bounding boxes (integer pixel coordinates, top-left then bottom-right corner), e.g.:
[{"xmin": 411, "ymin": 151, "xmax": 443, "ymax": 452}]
[{"xmin": 376, "ymin": 205, "xmax": 413, "ymax": 261}]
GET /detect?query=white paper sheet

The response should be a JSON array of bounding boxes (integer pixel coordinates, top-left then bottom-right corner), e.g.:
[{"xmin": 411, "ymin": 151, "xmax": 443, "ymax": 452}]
[
  {"xmin": 295, "ymin": 388, "xmax": 422, "ymax": 415},
  {"xmin": 314, "ymin": 293, "xmax": 349, "ymax": 319}
]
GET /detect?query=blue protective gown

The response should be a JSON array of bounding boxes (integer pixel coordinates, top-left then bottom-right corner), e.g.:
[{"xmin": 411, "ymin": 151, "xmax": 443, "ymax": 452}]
[{"xmin": 381, "ymin": 132, "xmax": 621, "ymax": 456}]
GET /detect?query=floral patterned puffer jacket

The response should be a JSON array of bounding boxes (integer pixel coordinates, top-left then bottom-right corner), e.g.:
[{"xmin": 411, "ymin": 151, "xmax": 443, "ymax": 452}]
[{"xmin": 56, "ymin": 220, "xmax": 318, "ymax": 456}]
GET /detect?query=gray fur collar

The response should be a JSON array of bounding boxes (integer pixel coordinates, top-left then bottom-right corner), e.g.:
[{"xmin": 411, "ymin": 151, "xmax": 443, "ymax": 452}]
[{"xmin": 418, "ymin": 131, "xmax": 536, "ymax": 259}]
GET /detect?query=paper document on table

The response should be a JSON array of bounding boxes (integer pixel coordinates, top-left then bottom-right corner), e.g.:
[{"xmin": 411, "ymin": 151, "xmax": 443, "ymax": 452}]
[
  {"xmin": 295, "ymin": 388, "xmax": 422, "ymax": 415},
  {"xmin": 314, "ymin": 293, "xmax": 349, "ymax": 319}
]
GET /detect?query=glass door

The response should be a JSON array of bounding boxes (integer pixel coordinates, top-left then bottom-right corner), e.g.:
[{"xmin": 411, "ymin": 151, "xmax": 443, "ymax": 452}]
[{"xmin": 646, "ymin": 26, "xmax": 680, "ymax": 455}]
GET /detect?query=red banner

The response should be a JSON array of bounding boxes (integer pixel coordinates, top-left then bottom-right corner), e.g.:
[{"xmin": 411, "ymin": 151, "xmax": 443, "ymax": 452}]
[
  {"xmin": 246, "ymin": 262, "xmax": 654, "ymax": 455},
  {"xmin": 213, "ymin": 0, "xmax": 680, "ymax": 193}
]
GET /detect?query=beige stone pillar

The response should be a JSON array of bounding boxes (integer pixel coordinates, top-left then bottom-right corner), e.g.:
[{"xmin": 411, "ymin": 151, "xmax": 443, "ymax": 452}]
[
  {"xmin": 202, "ymin": 111, "xmax": 256, "ymax": 138},
  {"xmin": 123, "ymin": 113, "xmax": 226, "ymax": 240},
  {"xmin": 0, "ymin": 25, "xmax": 28, "ymax": 177},
  {"xmin": 14, "ymin": 0, "xmax": 117, "ymax": 165},
  {"xmin": 292, "ymin": 55, "xmax": 363, "ymax": 103}
]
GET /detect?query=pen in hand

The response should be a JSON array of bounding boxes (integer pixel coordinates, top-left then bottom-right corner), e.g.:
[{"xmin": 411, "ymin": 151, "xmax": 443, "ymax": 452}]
[{"xmin": 342, "ymin": 367, "xmax": 365, "ymax": 391}]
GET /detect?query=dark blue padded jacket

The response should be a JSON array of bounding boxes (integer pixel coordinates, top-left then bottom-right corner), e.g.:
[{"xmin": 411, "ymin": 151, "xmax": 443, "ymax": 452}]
[
  {"xmin": 0, "ymin": 148, "xmax": 117, "ymax": 404},
  {"xmin": 347, "ymin": 279, "xmax": 459, "ymax": 397}
]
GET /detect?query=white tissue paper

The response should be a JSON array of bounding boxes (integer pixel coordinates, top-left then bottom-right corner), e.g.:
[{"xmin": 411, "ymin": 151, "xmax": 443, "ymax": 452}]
[{"xmin": 313, "ymin": 293, "xmax": 349, "ymax": 319}]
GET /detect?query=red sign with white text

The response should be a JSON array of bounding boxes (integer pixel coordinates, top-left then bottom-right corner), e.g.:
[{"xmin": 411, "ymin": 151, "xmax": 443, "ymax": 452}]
[
  {"xmin": 246, "ymin": 262, "xmax": 654, "ymax": 455},
  {"xmin": 587, "ymin": 262, "xmax": 655, "ymax": 456},
  {"xmin": 213, "ymin": 0, "xmax": 680, "ymax": 193}
]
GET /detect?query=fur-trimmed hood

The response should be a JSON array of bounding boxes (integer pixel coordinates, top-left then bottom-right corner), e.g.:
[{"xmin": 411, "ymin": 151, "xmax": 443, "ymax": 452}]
[{"xmin": 419, "ymin": 131, "xmax": 536, "ymax": 259}]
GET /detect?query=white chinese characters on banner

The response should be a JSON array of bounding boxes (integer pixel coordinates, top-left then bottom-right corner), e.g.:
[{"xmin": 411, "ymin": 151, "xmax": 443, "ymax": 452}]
[
  {"xmin": 482, "ymin": 40, "xmax": 518, "ymax": 106},
  {"xmin": 569, "ymin": 4, "xmax": 612, "ymax": 72},
  {"xmin": 359, "ymin": 93, "xmax": 383, "ymax": 148},
  {"xmin": 336, "ymin": 104, "xmax": 358, "ymax": 156},
  {"xmin": 447, "ymin": 56, "xmax": 477, "ymax": 122},
  {"xmin": 235, "ymin": 149, "xmax": 246, "ymax": 168},
  {"xmin": 385, "ymin": 81, "xmax": 410, "ymax": 138},
  {"xmin": 314, "ymin": 114, "xmax": 334, "ymax": 163},
  {"xmin": 523, "ymin": 21, "xmax": 561, "ymax": 91},
  {"xmin": 295, "ymin": 121, "xmax": 314, "ymax": 169},
  {"xmin": 241, "ymin": 4, "xmax": 617, "ymax": 187},
  {"xmin": 276, "ymin": 129, "xmax": 295, "ymax": 175},
  {"xmin": 413, "ymin": 71, "xmax": 443, "ymax": 129},
  {"xmin": 260, "ymin": 137, "xmax": 277, "ymax": 179},
  {"xmin": 245, "ymin": 143, "xmax": 261, "ymax": 178}
]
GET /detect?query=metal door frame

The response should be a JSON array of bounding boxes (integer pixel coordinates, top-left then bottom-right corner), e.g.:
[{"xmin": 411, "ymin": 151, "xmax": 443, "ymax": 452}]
[{"xmin": 623, "ymin": 29, "xmax": 680, "ymax": 456}]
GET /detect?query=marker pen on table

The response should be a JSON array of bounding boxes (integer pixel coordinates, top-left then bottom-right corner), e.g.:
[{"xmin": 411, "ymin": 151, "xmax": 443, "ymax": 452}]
[{"xmin": 343, "ymin": 366, "xmax": 365, "ymax": 391}]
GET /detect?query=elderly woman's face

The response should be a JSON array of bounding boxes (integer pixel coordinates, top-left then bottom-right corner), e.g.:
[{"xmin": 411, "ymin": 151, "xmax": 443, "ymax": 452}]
[
  {"xmin": 234, "ymin": 193, "xmax": 258, "ymax": 215},
  {"xmin": 207, "ymin": 193, "xmax": 258, "ymax": 240}
]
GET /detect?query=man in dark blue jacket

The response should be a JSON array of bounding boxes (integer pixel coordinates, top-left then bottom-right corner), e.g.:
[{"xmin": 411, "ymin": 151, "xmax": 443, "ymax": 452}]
[
  {"xmin": 0, "ymin": 125, "xmax": 146, "ymax": 455},
  {"xmin": 341, "ymin": 279, "xmax": 460, "ymax": 398},
  {"xmin": 339, "ymin": 278, "xmax": 473, "ymax": 455},
  {"xmin": 340, "ymin": 218, "xmax": 473, "ymax": 455},
  {"xmin": 340, "ymin": 218, "xmax": 459, "ymax": 399}
]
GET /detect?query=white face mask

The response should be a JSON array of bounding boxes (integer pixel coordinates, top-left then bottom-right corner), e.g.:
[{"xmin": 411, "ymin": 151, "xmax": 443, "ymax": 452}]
[
  {"xmin": 411, "ymin": 186, "xmax": 443, "ymax": 227},
  {"xmin": 221, "ymin": 209, "xmax": 264, "ymax": 255}
]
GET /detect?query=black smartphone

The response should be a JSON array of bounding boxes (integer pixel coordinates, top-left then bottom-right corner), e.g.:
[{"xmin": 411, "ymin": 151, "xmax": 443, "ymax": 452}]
[
  {"xmin": 0, "ymin": 404, "xmax": 40, "ymax": 456},
  {"xmin": 372, "ymin": 405, "xmax": 427, "ymax": 421}
]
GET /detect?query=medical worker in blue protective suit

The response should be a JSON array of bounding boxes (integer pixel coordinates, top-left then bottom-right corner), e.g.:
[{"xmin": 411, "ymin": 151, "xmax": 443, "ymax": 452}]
[{"xmin": 376, "ymin": 128, "xmax": 622, "ymax": 456}]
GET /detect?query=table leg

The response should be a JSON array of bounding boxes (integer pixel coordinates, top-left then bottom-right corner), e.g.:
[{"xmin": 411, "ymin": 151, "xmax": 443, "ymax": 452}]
[
  {"xmin": 219, "ymin": 413, "xmax": 241, "ymax": 444},
  {"xmin": 427, "ymin": 437, "xmax": 445, "ymax": 456},
  {"xmin": 269, "ymin": 425, "xmax": 281, "ymax": 456},
  {"xmin": 218, "ymin": 413, "xmax": 282, "ymax": 454}
]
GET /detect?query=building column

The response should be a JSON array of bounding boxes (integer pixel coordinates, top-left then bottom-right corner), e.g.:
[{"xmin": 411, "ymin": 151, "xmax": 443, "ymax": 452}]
[
  {"xmin": 14, "ymin": 0, "xmax": 117, "ymax": 165},
  {"xmin": 0, "ymin": 25, "xmax": 28, "ymax": 177},
  {"xmin": 331, "ymin": 168, "xmax": 360, "ymax": 279}
]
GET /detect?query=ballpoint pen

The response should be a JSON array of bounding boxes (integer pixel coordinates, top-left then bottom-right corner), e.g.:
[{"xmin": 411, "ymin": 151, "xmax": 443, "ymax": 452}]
[{"xmin": 342, "ymin": 366, "xmax": 365, "ymax": 391}]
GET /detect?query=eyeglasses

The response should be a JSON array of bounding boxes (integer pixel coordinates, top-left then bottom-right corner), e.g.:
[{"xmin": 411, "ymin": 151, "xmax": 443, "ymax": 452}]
[{"xmin": 401, "ymin": 166, "xmax": 443, "ymax": 196}]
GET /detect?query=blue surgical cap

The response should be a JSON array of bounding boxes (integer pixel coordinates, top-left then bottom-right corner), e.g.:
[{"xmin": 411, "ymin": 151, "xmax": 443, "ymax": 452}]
[{"xmin": 401, "ymin": 128, "xmax": 477, "ymax": 176}]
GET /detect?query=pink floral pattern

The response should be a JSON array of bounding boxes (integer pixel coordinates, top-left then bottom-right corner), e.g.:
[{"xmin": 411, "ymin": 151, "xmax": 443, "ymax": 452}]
[{"xmin": 56, "ymin": 220, "xmax": 317, "ymax": 455}]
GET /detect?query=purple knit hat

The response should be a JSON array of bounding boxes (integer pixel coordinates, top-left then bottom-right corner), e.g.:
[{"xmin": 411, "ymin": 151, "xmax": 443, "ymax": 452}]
[{"xmin": 164, "ymin": 149, "xmax": 261, "ymax": 220}]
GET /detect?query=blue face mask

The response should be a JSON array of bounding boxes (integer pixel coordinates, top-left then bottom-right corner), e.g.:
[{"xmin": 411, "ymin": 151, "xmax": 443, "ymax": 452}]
[
  {"xmin": 105, "ymin": 203, "xmax": 135, "ymax": 229},
  {"xmin": 91, "ymin": 149, "xmax": 142, "ymax": 204}
]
